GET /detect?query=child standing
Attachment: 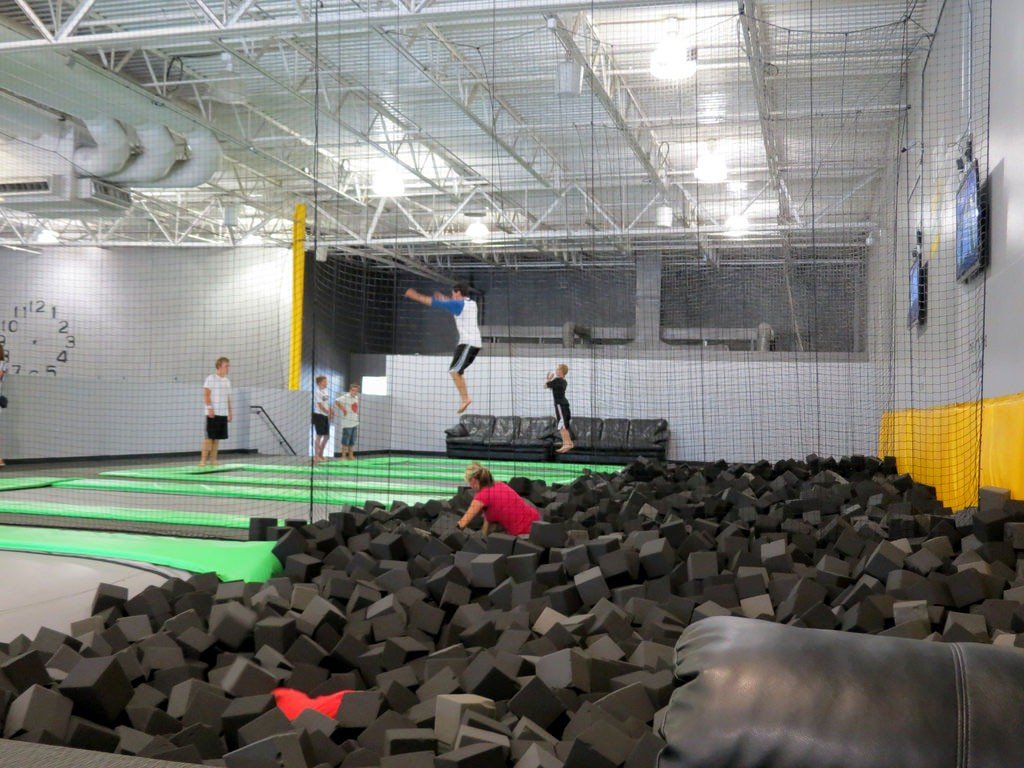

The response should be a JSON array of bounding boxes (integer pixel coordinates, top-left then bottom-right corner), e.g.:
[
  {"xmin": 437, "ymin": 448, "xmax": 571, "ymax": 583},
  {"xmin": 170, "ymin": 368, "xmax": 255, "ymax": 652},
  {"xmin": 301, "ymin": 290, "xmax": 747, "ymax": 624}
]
[
  {"xmin": 312, "ymin": 375, "xmax": 333, "ymax": 463},
  {"xmin": 200, "ymin": 357, "xmax": 232, "ymax": 467},
  {"xmin": 334, "ymin": 382, "xmax": 360, "ymax": 460}
]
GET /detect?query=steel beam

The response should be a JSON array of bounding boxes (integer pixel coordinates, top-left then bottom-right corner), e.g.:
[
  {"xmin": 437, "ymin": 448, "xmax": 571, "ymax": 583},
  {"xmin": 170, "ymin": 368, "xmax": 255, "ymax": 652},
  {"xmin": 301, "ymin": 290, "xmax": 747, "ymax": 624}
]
[{"xmin": 738, "ymin": 0, "xmax": 800, "ymax": 225}]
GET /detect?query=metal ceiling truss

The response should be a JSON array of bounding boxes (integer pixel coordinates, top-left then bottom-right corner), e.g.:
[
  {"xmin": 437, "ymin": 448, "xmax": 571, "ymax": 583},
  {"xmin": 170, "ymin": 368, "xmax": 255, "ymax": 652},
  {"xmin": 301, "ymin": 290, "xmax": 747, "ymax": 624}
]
[
  {"xmin": 738, "ymin": 0, "xmax": 800, "ymax": 226},
  {"xmin": 0, "ymin": 0, "xmax": 692, "ymax": 54},
  {"xmin": 0, "ymin": 0, "xmax": 924, "ymax": 263},
  {"xmin": 549, "ymin": 12, "xmax": 717, "ymax": 229}
]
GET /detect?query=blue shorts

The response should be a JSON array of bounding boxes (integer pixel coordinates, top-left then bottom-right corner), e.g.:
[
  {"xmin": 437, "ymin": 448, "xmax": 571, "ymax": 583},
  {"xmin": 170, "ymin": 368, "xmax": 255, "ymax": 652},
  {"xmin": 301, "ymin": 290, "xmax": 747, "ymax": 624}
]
[{"xmin": 341, "ymin": 426, "xmax": 358, "ymax": 446}]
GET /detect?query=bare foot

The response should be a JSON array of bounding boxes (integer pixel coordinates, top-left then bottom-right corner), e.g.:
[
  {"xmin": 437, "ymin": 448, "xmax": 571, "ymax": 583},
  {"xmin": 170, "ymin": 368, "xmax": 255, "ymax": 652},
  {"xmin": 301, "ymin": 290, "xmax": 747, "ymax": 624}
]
[
  {"xmin": 555, "ymin": 445, "xmax": 574, "ymax": 454},
  {"xmin": 457, "ymin": 399, "xmax": 472, "ymax": 414}
]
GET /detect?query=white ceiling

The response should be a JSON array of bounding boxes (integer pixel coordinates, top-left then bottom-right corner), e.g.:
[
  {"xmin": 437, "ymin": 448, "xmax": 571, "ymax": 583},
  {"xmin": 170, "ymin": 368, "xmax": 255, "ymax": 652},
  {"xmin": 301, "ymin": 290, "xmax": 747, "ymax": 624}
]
[{"xmin": 0, "ymin": 0, "xmax": 934, "ymax": 271}]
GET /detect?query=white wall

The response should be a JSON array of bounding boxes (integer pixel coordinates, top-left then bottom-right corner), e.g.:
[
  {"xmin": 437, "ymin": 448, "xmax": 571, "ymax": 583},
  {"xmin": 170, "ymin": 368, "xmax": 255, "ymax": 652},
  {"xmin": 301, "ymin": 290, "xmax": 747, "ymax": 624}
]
[
  {"xmin": 376, "ymin": 355, "xmax": 880, "ymax": 463},
  {"xmin": 867, "ymin": 0, "xmax": 989, "ymax": 414},
  {"xmin": 984, "ymin": 0, "xmax": 1024, "ymax": 397},
  {"xmin": 0, "ymin": 244, "xmax": 311, "ymax": 460}
]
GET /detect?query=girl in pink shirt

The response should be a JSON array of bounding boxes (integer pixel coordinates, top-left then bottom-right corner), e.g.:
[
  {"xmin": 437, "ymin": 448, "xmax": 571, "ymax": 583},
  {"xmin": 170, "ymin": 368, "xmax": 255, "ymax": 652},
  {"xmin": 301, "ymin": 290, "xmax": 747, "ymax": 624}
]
[{"xmin": 457, "ymin": 462, "xmax": 540, "ymax": 536}]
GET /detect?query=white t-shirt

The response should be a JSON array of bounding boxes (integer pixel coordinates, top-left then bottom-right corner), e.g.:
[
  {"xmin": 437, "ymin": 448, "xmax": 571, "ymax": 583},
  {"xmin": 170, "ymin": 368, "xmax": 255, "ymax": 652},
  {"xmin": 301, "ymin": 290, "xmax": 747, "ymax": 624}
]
[
  {"xmin": 335, "ymin": 393, "xmax": 360, "ymax": 427},
  {"xmin": 314, "ymin": 386, "xmax": 332, "ymax": 415},
  {"xmin": 203, "ymin": 374, "xmax": 232, "ymax": 416},
  {"xmin": 454, "ymin": 297, "xmax": 482, "ymax": 348}
]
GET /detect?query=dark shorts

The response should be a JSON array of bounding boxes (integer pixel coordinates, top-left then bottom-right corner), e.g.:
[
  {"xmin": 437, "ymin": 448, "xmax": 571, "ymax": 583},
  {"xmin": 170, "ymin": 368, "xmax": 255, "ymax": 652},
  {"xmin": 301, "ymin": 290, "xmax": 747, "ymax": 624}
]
[
  {"xmin": 449, "ymin": 344, "xmax": 480, "ymax": 374},
  {"xmin": 555, "ymin": 403, "xmax": 571, "ymax": 431},
  {"xmin": 341, "ymin": 426, "xmax": 358, "ymax": 446},
  {"xmin": 312, "ymin": 413, "xmax": 330, "ymax": 436},
  {"xmin": 206, "ymin": 415, "xmax": 228, "ymax": 441}
]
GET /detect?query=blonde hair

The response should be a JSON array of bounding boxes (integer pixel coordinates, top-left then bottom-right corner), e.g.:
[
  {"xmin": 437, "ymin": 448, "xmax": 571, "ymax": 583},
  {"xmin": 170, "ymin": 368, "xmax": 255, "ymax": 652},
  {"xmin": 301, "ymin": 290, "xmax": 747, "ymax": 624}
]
[
  {"xmin": 465, "ymin": 462, "xmax": 494, "ymax": 488},
  {"xmin": 215, "ymin": 356, "xmax": 230, "ymax": 369},
  {"xmin": 557, "ymin": 364, "xmax": 569, "ymax": 376}
]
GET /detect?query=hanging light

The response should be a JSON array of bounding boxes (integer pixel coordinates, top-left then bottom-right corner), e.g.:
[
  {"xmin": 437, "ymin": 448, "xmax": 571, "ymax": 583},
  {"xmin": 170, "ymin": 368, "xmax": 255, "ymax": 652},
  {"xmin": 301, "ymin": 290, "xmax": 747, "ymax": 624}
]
[
  {"xmin": 693, "ymin": 141, "xmax": 728, "ymax": 184},
  {"xmin": 371, "ymin": 157, "xmax": 405, "ymax": 198},
  {"xmin": 466, "ymin": 217, "xmax": 490, "ymax": 243},
  {"xmin": 31, "ymin": 225, "xmax": 59, "ymax": 244},
  {"xmin": 724, "ymin": 213, "xmax": 749, "ymax": 237},
  {"xmin": 651, "ymin": 19, "xmax": 697, "ymax": 81},
  {"xmin": 655, "ymin": 204, "xmax": 674, "ymax": 228}
]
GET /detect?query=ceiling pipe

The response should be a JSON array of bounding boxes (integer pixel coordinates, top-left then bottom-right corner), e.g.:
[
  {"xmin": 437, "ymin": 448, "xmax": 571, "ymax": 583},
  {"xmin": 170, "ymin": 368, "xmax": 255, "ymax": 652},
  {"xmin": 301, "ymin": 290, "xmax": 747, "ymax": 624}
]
[
  {"xmin": 103, "ymin": 124, "xmax": 180, "ymax": 184},
  {"xmin": 130, "ymin": 128, "xmax": 222, "ymax": 188},
  {"xmin": 72, "ymin": 118, "xmax": 133, "ymax": 176}
]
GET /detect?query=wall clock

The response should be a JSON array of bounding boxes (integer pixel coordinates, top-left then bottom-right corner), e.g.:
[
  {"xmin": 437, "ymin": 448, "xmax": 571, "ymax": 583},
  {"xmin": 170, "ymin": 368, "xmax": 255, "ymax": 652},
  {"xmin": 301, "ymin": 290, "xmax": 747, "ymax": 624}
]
[{"xmin": 0, "ymin": 299, "xmax": 76, "ymax": 376}]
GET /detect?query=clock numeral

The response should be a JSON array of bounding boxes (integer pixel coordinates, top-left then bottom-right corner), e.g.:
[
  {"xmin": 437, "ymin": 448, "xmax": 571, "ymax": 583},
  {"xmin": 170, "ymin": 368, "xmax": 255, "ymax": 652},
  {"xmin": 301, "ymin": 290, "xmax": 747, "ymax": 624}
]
[
  {"xmin": 46, "ymin": 366, "xmax": 57, "ymax": 376},
  {"xmin": 1, "ymin": 320, "xmax": 18, "ymax": 333},
  {"xmin": 33, "ymin": 300, "xmax": 46, "ymax": 313},
  {"xmin": 58, "ymin": 321, "xmax": 69, "ymax": 333},
  {"xmin": 11, "ymin": 365, "xmax": 20, "ymax": 374},
  {"xmin": 56, "ymin": 351, "xmax": 68, "ymax": 363},
  {"xmin": 0, "ymin": 334, "xmax": 5, "ymax": 346},
  {"xmin": 65, "ymin": 335, "xmax": 76, "ymax": 348}
]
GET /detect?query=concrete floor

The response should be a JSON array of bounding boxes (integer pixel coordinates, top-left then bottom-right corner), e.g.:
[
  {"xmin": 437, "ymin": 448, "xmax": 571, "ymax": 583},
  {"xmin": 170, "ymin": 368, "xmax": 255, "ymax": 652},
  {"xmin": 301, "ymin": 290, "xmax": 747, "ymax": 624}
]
[{"xmin": 0, "ymin": 551, "xmax": 189, "ymax": 643}]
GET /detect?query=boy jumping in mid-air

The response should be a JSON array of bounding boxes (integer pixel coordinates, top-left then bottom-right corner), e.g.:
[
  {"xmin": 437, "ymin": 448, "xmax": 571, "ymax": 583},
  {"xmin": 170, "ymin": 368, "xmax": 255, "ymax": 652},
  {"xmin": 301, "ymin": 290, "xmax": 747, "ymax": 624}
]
[{"xmin": 404, "ymin": 283, "xmax": 481, "ymax": 414}]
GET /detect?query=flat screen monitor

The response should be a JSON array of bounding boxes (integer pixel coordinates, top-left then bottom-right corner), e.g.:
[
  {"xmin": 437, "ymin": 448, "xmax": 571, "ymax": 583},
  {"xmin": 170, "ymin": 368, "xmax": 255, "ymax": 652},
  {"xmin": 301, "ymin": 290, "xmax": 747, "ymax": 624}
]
[
  {"xmin": 955, "ymin": 160, "xmax": 986, "ymax": 282},
  {"xmin": 909, "ymin": 255, "xmax": 927, "ymax": 328}
]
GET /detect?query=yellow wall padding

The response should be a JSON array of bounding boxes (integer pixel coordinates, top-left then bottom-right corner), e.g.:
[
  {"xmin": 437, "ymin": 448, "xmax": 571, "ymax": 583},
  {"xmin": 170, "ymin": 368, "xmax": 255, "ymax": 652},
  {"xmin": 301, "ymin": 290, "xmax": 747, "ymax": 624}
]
[
  {"xmin": 289, "ymin": 204, "xmax": 306, "ymax": 391},
  {"xmin": 879, "ymin": 400, "xmax": 982, "ymax": 511},
  {"xmin": 979, "ymin": 392, "xmax": 1024, "ymax": 500}
]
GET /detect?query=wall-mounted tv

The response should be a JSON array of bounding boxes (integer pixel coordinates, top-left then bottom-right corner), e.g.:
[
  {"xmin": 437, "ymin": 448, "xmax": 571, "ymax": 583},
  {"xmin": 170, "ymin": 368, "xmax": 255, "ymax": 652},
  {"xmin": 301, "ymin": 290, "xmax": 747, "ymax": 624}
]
[
  {"xmin": 909, "ymin": 254, "xmax": 927, "ymax": 328},
  {"xmin": 955, "ymin": 159, "xmax": 986, "ymax": 282}
]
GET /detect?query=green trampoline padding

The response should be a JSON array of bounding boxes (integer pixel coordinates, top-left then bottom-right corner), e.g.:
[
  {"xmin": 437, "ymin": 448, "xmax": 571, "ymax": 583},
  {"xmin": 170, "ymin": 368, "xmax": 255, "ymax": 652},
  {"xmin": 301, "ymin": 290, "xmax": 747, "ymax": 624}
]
[
  {"xmin": 0, "ymin": 525, "xmax": 280, "ymax": 582},
  {"xmin": 0, "ymin": 498, "xmax": 265, "ymax": 529},
  {"xmin": 100, "ymin": 469, "xmax": 458, "ymax": 496},
  {"xmin": 0, "ymin": 477, "xmax": 69, "ymax": 492},
  {"xmin": 56, "ymin": 478, "xmax": 449, "ymax": 506}
]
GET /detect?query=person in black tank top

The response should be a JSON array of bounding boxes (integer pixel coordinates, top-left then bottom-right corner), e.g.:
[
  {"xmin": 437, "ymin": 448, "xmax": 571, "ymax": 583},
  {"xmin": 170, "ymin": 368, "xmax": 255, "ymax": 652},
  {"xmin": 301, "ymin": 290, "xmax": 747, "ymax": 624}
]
[{"xmin": 545, "ymin": 364, "xmax": 574, "ymax": 454}]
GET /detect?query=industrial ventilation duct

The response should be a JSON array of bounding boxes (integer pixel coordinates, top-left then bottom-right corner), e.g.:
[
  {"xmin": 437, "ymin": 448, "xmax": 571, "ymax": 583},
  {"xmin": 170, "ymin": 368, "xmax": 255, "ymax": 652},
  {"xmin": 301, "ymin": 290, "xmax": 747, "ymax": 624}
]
[
  {"xmin": 0, "ymin": 121, "xmax": 222, "ymax": 218},
  {"xmin": 72, "ymin": 121, "xmax": 221, "ymax": 188}
]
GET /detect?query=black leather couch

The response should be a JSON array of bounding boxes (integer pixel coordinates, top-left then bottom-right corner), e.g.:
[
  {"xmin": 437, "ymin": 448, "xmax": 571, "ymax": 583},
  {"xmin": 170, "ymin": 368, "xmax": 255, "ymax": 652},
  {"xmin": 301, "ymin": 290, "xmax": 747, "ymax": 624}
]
[
  {"xmin": 445, "ymin": 415, "xmax": 556, "ymax": 461},
  {"xmin": 554, "ymin": 416, "xmax": 668, "ymax": 463},
  {"xmin": 444, "ymin": 414, "xmax": 668, "ymax": 463},
  {"xmin": 658, "ymin": 616, "xmax": 1024, "ymax": 768}
]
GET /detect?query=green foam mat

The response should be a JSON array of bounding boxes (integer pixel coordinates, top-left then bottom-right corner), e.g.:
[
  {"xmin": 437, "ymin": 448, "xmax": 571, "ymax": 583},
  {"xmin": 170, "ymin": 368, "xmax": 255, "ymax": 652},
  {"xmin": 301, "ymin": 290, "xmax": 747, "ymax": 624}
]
[
  {"xmin": 0, "ymin": 498, "xmax": 267, "ymax": 529},
  {"xmin": 0, "ymin": 525, "xmax": 280, "ymax": 582},
  {"xmin": 100, "ymin": 469, "xmax": 457, "ymax": 496},
  {"xmin": 56, "ymin": 478, "xmax": 449, "ymax": 506},
  {"xmin": 0, "ymin": 477, "xmax": 69, "ymax": 492}
]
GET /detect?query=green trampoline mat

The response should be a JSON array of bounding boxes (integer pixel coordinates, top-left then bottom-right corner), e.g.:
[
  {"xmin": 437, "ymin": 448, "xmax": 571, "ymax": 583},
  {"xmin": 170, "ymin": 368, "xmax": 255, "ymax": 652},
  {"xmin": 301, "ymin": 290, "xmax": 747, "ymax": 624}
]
[
  {"xmin": 237, "ymin": 463, "xmax": 606, "ymax": 483},
  {"xmin": 100, "ymin": 469, "xmax": 457, "ymax": 496},
  {"xmin": 97, "ymin": 465, "xmax": 248, "ymax": 478},
  {"xmin": 0, "ymin": 525, "xmax": 280, "ymax": 582},
  {"xmin": 0, "ymin": 498, "xmax": 265, "ymax": 529},
  {"xmin": 0, "ymin": 477, "xmax": 69, "ymax": 492},
  {"xmin": 381, "ymin": 456, "xmax": 623, "ymax": 472},
  {"xmin": 56, "ymin": 478, "xmax": 449, "ymax": 506}
]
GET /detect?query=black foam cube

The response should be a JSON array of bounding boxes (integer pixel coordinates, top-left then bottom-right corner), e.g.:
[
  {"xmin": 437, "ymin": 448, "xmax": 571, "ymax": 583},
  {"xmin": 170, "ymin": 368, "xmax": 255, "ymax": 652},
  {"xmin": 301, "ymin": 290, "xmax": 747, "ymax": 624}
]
[{"xmin": 58, "ymin": 655, "xmax": 133, "ymax": 726}]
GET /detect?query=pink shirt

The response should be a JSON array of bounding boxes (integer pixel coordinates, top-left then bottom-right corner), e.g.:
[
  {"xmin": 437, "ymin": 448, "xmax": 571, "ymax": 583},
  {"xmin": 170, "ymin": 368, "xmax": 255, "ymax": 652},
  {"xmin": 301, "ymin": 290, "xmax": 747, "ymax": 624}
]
[{"xmin": 474, "ymin": 482, "xmax": 540, "ymax": 535}]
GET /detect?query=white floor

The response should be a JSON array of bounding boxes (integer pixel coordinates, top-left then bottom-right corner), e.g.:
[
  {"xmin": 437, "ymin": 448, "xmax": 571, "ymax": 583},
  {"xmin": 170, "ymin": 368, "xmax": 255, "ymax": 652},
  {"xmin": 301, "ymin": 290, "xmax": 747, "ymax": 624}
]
[{"xmin": 0, "ymin": 551, "xmax": 190, "ymax": 643}]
